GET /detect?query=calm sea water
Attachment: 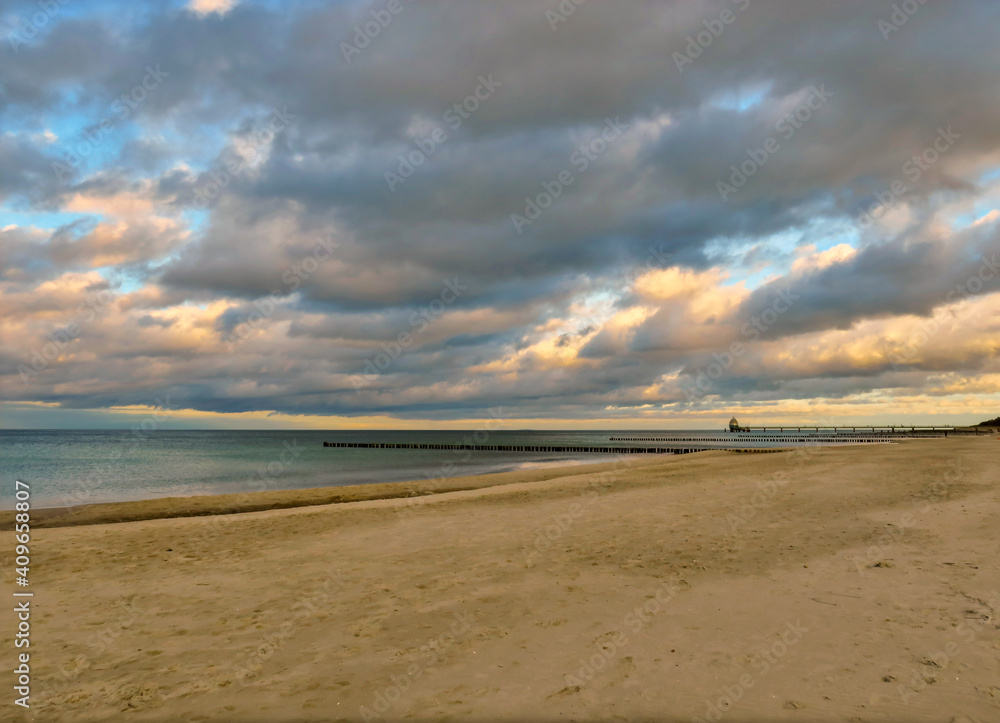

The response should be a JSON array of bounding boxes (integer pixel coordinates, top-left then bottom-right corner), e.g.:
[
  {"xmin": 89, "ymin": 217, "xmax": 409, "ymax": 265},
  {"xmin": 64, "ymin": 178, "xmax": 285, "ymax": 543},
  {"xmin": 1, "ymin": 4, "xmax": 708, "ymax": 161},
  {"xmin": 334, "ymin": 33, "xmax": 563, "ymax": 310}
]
[{"xmin": 0, "ymin": 429, "xmax": 834, "ymax": 508}]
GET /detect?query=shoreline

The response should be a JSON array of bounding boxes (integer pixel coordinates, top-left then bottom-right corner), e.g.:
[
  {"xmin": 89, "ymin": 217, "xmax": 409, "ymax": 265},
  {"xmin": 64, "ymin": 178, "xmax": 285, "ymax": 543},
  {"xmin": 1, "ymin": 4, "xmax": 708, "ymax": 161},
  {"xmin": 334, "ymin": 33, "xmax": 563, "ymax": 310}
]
[
  {"xmin": 2, "ymin": 453, "xmax": 679, "ymax": 529},
  {"xmin": 6, "ymin": 440, "xmax": 902, "ymax": 528},
  {"xmin": 17, "ymin": 436, "xmax": 1000, "ymax": 721}
]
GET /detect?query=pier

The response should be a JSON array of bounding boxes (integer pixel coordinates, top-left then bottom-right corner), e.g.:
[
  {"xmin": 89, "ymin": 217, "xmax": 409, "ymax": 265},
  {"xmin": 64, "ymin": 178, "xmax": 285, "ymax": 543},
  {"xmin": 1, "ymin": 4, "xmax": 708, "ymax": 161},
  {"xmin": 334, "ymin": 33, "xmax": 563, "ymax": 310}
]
[
  {"xmin": 739, "ymin": 426, "xmax": 989, "ymax": 436},
  {"xmin": 743, "ymin": 425, "xmax": 955, "ymax": 433}
]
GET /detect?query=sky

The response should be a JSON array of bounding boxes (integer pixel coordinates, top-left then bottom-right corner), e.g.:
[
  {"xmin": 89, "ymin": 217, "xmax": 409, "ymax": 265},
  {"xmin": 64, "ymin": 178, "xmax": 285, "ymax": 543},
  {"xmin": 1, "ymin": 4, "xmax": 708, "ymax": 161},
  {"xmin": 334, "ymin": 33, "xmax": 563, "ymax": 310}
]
[{"xmin": 1, "ymin": 0, "xmax": 998, "ymax": 430}]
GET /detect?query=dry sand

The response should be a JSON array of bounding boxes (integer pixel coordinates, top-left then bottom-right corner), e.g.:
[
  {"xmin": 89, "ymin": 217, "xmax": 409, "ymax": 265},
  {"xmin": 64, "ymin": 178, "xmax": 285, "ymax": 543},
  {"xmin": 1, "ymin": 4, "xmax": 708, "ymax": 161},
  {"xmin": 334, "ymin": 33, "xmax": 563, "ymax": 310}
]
[{"xmin": 4, "ymin": 437, "xmax": 999, "ymax": 722}]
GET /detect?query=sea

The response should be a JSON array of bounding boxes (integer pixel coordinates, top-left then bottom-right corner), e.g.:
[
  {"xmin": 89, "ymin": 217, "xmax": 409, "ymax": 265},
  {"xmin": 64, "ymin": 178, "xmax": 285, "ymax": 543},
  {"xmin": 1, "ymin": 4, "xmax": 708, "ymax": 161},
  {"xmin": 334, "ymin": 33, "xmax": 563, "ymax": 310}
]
[{"xmin": 0, "ymin": 428, "xmax": 846, "ymax": 508}]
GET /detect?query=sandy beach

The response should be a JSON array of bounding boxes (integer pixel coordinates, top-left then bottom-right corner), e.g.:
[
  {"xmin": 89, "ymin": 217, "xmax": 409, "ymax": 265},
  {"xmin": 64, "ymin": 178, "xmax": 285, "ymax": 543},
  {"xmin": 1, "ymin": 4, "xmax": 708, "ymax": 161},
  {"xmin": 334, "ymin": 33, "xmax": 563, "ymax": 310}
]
[{"xmin": 6, "ymin": 437, "xmax": 999, "ymax": 722}]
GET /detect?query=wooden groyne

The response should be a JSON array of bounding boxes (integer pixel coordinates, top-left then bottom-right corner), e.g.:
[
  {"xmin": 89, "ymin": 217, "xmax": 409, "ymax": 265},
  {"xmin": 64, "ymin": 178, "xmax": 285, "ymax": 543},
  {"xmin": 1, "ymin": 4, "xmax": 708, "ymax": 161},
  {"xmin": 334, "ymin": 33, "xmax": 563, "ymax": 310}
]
[
  {"xmin": 323, "ymin": 441, "xmax": 704, "ymax": 455},
  {"xmin": 724, "ymin": 448, "xmax": 792, "ymax": 454}
]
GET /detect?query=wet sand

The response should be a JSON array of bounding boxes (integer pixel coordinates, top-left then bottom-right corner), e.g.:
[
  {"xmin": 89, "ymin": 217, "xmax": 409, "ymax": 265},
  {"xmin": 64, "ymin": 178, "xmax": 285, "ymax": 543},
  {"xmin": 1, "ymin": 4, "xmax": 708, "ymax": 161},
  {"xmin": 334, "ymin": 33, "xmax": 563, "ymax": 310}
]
[{"xmin": 5, "ymin": 437, "xmax": 999, "ymax": 722}]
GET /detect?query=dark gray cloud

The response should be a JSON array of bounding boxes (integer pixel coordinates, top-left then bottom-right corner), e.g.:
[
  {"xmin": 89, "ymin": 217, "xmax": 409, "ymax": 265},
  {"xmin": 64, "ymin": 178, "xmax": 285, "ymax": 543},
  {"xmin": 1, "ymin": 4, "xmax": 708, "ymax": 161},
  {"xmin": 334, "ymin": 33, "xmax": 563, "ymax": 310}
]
[{"xmin": 2, "ymin": 0, "xmax": 1000, "ymax": 421}]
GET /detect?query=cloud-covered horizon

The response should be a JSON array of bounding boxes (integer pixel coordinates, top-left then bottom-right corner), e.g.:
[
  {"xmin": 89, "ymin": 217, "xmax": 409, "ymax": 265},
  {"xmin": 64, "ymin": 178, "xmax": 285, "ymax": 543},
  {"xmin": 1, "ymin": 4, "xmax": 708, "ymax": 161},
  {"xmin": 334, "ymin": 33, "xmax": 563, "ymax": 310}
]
[{"xmin": 2, "ymin": 0, "xmax": 998, "ymax": 428}]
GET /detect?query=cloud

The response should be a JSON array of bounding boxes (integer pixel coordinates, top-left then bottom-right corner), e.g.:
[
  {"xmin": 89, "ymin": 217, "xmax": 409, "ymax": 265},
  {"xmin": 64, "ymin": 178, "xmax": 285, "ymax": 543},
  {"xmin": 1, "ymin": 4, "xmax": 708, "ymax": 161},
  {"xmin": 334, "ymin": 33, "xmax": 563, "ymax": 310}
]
[
  {"xmin": 186, "ymin": 0, "xmax": 237, "ymax": 17},
  {"xmin": 2, "ymin": 0, "xmax": 999, "ymax": 425}
]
